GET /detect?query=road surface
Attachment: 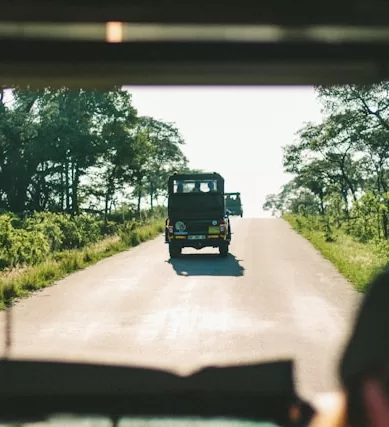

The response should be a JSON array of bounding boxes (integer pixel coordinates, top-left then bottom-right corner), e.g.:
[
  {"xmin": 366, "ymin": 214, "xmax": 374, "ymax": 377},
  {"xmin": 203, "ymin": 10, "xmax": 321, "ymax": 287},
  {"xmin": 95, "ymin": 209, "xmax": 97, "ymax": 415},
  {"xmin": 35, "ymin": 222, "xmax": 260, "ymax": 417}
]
[{"xmin": 0, "ymin": 218, "xmax": 361, "ymax": 401}]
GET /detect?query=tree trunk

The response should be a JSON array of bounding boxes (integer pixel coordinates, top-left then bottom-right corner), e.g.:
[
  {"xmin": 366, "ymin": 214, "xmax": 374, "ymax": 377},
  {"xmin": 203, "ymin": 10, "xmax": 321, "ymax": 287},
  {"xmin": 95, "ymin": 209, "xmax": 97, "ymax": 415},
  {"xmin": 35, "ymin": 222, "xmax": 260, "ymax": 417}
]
[
  {"xmin": 71, "ymin": 162, "xmax": 80, "ymax": 215},
  {"xmin": 60, "ymin": 164, "xmax": 65, "ymax": 212},
  {"xmin": 382, "ymin": 211, "xmax": 388, "ymax": 239},
  {"xmin": 341, "ymin": 189, "xmax": 350, "ymax": 219},
  {"xmin": 65, "ymin": 160, "xmax": 70, "ymax": 213},
  {"xmin": 149, "ymin": 180, "xmax": 154, "ymax": 211},
  {"xmin": 340, "ymin": 169, "xmax": 357, "ymax": 202},
  {"xmin": 137, "ymin": 189, "xmax": 142, "ymax": 217},
  {"xmin": 104, "ymin": 191, "xmax": 110, "ymax": 225}
]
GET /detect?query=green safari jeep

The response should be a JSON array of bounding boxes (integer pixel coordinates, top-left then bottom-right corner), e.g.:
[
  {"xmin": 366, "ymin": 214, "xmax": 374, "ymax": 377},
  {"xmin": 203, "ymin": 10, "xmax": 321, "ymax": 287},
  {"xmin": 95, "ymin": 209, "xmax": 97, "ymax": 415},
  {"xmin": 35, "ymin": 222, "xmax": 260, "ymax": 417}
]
[{"xmin": 165, "ymin": 172, "xmax": 232, "ymax": 258}]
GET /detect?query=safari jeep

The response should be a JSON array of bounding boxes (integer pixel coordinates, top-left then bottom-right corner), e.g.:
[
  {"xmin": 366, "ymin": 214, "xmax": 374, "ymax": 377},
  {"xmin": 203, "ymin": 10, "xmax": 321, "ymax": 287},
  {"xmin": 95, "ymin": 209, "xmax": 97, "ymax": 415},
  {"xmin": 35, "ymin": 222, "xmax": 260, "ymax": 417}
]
[
  {"xmin": 225, "ymin": 192, "xmax": 243, "ymax": 217},
  {"xmin": 165, "ymin": 172, "xmax": 231, "ymax": 258}
]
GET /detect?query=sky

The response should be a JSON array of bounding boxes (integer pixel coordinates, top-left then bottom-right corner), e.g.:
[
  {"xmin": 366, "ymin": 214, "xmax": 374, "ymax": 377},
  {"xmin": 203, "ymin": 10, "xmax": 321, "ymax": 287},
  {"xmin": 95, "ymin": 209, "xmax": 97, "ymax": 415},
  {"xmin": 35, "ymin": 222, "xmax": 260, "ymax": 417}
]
[{"xmin": 124, "ymin": 86, "xmax": 325, "ymax": 217}]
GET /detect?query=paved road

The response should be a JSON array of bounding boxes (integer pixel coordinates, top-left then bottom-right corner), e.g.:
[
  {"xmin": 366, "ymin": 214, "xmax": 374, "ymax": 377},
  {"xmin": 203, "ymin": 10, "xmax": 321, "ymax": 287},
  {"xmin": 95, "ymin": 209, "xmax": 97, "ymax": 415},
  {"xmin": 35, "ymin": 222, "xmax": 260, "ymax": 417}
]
[{"xmin": 0, "ymin": 218, "xmax": 361, "ymax": 401}]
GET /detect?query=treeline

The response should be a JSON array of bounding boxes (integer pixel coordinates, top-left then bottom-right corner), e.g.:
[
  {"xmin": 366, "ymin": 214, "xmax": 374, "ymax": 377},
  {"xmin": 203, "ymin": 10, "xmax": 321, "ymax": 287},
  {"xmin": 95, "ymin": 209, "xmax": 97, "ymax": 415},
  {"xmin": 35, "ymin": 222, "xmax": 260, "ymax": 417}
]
[
  {"xmin": 0, "ymin": 86, "xmax": 191, "ymax": 218},
  {"xmin": 0, "ymin": 86, "xmax": 195, "ymax": 273},
  {"xmin": 263, "ymin": 82, "xmax": 389, "ymax": 247}
]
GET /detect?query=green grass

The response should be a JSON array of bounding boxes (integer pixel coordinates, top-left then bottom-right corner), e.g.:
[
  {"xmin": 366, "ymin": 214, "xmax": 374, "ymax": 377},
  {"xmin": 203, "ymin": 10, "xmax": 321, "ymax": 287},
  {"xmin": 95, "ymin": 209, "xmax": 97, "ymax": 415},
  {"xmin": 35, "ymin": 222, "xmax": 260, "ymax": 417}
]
[
  {"xmin": 0, "ymin": 219, "xmax": 165, "ymax": 309},
  {"xmin": 283, "ymin": 214, "xmax": 386, "ymax": 293}
]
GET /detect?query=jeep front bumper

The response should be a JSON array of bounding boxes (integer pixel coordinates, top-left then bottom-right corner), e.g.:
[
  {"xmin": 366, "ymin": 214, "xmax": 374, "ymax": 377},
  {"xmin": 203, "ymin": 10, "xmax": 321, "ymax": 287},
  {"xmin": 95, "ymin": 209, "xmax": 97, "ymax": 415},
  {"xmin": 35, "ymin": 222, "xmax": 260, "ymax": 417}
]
[{"xmin": 166, "ymin": 233, "xmax": 230, "ymax": 248}]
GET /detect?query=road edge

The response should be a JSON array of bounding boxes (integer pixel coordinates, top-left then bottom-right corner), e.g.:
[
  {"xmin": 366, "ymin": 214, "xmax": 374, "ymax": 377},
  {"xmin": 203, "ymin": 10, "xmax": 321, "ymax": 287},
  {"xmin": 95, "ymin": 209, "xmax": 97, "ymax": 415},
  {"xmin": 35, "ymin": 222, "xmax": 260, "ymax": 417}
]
[
  {"xmin": 0, "ymin": 219, "xmax": 165, "ymax": 309},
  {"xmin": 282, "ymin": 215, "xmax": 382, "ymax": 293}
]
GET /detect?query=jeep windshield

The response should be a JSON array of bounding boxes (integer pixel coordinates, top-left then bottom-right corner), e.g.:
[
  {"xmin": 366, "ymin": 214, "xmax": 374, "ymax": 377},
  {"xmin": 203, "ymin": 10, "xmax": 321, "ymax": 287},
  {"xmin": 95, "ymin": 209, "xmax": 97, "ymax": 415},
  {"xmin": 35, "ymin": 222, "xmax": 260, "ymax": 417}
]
[{"xmin": 0, "ymin": 359, "xmax": 314, "ymax": 426}]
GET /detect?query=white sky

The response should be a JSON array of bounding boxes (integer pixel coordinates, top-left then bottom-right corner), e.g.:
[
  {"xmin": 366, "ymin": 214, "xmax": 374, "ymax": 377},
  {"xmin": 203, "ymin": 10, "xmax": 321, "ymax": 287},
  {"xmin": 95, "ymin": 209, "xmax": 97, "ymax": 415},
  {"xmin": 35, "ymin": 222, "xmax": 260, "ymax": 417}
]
[{"xmin": 125, "ymin": 86, "xmax": 324, "ymax": 217}]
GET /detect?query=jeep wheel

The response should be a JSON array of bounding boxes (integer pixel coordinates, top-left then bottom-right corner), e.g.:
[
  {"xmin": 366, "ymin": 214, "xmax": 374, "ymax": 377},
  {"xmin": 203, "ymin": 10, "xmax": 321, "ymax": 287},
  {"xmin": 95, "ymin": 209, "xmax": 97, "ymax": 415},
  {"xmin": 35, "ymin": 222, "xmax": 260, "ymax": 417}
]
[
  {"xmin": 169, "ymin": 244, "xmax": 181, "ymax": 258},
  {"xmin": 219, "ymin": 243, "xmax": 229, "ymax": 257},
  {"xmin": 227, "ymin": 225, "xmax": 232, "ymax": 240}
]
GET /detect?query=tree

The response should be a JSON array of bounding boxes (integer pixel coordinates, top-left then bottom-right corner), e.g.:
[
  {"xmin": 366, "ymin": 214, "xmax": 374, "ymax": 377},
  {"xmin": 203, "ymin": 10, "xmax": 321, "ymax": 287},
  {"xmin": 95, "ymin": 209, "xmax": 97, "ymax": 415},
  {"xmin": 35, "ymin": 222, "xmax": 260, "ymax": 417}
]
[
  {"xmin": 130, "ymin": 116, "xmax": 188, "ymax": 213},
  {"xmin": 266, "ymin": 81, "xmax": 389, "ymax": 242},
  {"xmin": 0, "ymin": 87, "xmax": 189, "ymax": 220}
]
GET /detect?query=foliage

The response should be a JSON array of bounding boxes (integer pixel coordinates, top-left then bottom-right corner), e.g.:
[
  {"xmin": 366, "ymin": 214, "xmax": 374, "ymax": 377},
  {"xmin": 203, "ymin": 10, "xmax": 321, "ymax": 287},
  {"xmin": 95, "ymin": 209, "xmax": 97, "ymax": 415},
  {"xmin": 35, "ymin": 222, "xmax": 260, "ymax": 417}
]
[
  {"xmin": 263, "ymin": 82, "xmax": 389, "ymax": 290},
  {"xmin": 0, "ymin": 207, "xmax": 167, "ymax": 272},
  {"xmin": 0, "ymin": 217, "xmax": 165, "ymax": 309},
  {"xmin": 0, "ymin": 87, "xmax": 189, "ymax": 217}
]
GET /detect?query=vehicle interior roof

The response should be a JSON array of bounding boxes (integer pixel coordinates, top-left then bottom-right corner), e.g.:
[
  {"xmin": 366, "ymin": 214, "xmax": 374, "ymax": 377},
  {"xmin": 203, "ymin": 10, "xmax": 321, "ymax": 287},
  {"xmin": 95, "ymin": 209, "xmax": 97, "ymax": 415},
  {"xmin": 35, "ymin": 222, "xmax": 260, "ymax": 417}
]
[
  {"xmin": 1, "ymin": 0, "xmax": 389, "ymax": 87},
  {"xmin": 2, "ymin": 0, "xmax": 389, "ymax": 25}
]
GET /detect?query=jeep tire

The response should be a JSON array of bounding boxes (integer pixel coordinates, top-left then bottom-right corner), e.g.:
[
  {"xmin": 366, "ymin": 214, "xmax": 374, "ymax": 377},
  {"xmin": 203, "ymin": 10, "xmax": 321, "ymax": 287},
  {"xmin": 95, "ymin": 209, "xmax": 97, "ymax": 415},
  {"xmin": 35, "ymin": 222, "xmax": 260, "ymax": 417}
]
[
  {"xmin": 219, "ymin": 242, "xmax": 229, "ymax": 257},
  {"xmin": 169, "ymin": 243, "xmax": 181, "ymax": 258}
]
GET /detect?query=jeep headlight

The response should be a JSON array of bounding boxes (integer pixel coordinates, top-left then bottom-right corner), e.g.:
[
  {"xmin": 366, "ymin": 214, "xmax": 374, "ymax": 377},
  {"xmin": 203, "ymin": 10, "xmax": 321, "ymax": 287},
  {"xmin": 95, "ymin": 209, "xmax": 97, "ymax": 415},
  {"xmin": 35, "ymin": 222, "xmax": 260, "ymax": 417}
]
[{"xmin": 175, "ymin": 221, "xmax": 186, "ymax": 232}]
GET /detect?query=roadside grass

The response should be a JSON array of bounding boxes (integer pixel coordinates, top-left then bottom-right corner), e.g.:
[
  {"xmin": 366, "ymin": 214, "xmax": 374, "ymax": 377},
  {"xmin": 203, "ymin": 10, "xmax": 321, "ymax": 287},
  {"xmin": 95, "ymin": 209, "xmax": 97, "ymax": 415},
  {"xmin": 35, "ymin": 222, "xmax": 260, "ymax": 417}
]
[
  {"xmin": 283, "ymin": 214, "xmax": 385, "ymax": 293},
  {"xmin": 0, "ymin": 219, "xmax": 165, "ymax": 309}
]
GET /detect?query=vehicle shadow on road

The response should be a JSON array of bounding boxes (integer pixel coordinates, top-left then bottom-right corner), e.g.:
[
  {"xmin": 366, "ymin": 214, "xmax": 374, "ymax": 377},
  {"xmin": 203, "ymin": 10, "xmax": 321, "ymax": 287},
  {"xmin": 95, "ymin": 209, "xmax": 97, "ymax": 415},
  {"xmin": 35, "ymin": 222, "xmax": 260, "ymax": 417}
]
[{"xmin": 167, "ymin": 253, "xmax": 245, "ymax": 277}]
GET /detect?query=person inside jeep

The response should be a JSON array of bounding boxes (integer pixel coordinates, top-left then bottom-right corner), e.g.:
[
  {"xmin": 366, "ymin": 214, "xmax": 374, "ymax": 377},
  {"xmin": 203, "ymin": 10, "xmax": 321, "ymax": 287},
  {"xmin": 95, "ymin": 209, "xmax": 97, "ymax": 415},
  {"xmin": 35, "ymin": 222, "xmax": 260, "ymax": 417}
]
[
  {"xmin": 176, "ymin": 181, "xmax": 184, "ymax": 193},
  {"xmin": 208, "ymin": 181, "xmax": 216, "ymax": 192},
  {"xmin": 192, "ymin": 181, "xmax": 202, "ymax": 192}
]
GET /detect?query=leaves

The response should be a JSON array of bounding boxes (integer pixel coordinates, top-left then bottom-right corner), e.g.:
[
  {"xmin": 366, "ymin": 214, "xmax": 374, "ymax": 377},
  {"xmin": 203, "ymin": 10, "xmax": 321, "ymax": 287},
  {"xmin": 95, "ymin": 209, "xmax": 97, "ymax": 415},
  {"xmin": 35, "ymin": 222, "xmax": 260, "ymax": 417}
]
[
  {"xmin": 0, "ymin": 87, "xmax": 188, "ymax": 215},
  {"xmin": 265, "ymin": 82, "xmax": 389, "ymax": 244}
]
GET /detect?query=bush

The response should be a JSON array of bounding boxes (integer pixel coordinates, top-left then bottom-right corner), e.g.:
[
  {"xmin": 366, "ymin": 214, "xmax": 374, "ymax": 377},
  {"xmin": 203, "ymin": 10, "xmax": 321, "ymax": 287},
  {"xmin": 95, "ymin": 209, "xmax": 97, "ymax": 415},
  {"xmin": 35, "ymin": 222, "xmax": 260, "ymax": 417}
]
[
  {"xmin": 25, "ymin": 212, "xmax": 65, "ymax": 252},
  {"xmin": 0, "ymin": 215, "xmax": 165, "ymax": 308},
  {"xmin": 0, "ymin": 214, "xmax": 50, "ymax": 269},
  {"xmin": 24, "ymin": 211, "xmax": 103, "ymax": 250},
  {"xmin": 100, "ymin": 220, "xmax": 118, "ymax": 236},
  {"xmin": 0, "ymin": 206, "xmax": 166, "ymax": 274}
]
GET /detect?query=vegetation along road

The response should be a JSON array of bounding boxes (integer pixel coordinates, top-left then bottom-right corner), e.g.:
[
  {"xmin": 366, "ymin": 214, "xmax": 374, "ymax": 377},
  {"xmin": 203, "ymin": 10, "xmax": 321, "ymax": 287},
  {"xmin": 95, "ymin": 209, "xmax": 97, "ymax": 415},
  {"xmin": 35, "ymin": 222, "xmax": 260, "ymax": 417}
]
[{"xmin": 264, "ymin": 83, "xmax": 389, "ymax": 292}]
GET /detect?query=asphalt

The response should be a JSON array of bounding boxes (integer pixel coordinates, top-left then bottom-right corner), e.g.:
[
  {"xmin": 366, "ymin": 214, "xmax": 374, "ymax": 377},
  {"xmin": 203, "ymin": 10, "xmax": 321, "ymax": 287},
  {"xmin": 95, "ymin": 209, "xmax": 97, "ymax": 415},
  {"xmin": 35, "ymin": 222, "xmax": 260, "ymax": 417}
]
[{"xmin": 0, "ymin": 217, "xmax": 362, "ymax": 402}]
